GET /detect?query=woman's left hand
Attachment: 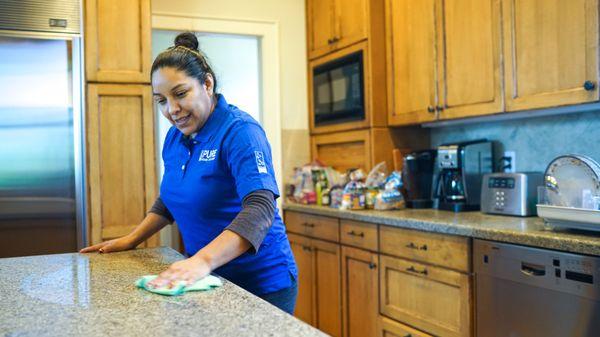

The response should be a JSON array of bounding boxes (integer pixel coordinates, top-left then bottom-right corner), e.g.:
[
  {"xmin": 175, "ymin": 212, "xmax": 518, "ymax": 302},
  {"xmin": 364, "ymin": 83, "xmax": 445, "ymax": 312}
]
[{"xmin": 147, "ymin": 256, "xmax": 211, "ymax": 289}]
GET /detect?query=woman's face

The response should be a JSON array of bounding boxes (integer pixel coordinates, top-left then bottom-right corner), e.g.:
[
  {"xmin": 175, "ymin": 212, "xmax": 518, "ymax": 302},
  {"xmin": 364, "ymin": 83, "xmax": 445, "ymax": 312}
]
[{"xmin": 152, "ymin": 67, "xmax": 215, "ymax": 136}]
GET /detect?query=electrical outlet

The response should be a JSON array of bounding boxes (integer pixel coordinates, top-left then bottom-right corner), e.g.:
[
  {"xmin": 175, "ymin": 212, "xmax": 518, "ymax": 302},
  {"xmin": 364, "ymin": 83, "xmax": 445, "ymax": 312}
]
[{"xmin": 503, "ymin": 151, "xmax": 516, "ymax": 173}]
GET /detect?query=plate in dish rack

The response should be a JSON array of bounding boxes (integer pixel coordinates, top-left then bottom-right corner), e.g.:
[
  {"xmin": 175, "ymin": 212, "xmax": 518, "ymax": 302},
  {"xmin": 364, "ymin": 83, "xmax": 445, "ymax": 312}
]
[{"xmin": 543, "ymin": 154, "xmax": 600, "ymax": 208}]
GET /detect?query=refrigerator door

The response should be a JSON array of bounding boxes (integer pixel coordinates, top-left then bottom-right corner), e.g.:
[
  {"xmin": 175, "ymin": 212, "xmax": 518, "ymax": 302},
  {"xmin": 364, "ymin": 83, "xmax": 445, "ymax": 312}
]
[{"xmin": 0, "ymin": 35, "xmax": 85, "ymax": 257}]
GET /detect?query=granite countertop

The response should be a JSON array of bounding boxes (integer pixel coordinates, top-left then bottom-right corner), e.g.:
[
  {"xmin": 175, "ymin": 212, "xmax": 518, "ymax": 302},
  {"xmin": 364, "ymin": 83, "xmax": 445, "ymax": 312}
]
[
  {"xmin": 0, "ymin": 247, "xmax": 327, "ymax": 337},
  {"xmin": 283, "ymin": 203, "xmax": 600, "ymax": 256}
]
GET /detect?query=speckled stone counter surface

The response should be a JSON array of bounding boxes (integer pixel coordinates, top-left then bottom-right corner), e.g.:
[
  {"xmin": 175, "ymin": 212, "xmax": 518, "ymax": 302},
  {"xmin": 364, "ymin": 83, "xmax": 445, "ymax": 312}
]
[
  {"xmin": 283, "ymin": 203, "xmax": 600, "ymax": 256},
  {"xmin": 0, "ymin": 247, "xmax": 327, "ymax": 337}
]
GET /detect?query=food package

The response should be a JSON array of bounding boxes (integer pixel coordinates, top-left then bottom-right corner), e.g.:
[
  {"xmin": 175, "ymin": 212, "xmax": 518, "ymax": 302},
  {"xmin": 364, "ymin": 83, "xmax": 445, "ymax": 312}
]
[{"xmin": 374, "ymin": 171, "xmax": 406, "ymax": 210}]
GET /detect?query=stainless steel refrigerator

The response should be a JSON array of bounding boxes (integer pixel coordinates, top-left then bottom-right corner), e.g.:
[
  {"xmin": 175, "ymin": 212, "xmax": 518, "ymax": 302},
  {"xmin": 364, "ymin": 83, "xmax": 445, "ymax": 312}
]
[{"xmin": 0, "ymin": 0, "xmax": 86, "ymax": 257}]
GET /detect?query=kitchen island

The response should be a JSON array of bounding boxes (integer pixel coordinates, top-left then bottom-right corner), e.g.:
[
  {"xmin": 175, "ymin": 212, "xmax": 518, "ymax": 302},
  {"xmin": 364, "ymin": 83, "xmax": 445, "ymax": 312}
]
[{"xmin": 0, "ymin": 247, "xmax": 326, "ymax": 337}]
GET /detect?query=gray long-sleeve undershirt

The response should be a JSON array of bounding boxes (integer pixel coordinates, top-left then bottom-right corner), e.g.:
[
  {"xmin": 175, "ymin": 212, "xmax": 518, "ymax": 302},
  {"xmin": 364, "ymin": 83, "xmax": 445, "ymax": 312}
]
[{"xmin": 148, "ymin": 189, "xmax": 276, "ymax": 254}]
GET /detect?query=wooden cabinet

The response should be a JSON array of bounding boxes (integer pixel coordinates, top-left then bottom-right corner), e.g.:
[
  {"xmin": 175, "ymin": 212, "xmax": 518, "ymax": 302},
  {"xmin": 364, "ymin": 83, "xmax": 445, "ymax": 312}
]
[
  {"xmin": 502, "ymin": 0, "xmax": 599, "ymax": 111},
  {"xmin": 85, "ymin": 0, "xmax": 152, "ymax": 83},
  {"xmin": 288, "ymin": 233, "xmax": 342, "ymax": 336},
  {"xmin": 386, "ymin": 0, "xmax": 502, "ymax": 125},
  {"xmin": 86, "ymin": 84, "xmax": 158, "ymax": 246},
  {"xmin": 286, "ymin": 211, "xmax": 340, "ymax": 242},
  {"xmin": 379, "ymin": 316, "xmax": 433, "ymax": 337},
  {"xmin": 306, "ymin": 0, "xmax": 369, "ymax": 59},
  {"xmin": 342, "ymin": 246, "xmax": 379, "ymax": 337},
  {"xmin": 379, "ymin": 255, "xmax": 472, "ymax": 337},
  {"xmin": 311, "ymin": 128, "xmax": 406, "ymax": 172}
]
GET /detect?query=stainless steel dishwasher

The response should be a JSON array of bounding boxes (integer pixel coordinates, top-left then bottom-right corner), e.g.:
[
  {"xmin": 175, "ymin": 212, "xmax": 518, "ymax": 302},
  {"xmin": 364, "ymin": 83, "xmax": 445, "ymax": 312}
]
[{"xmin": 474, "ymin": 239, "xmax": 600, "ymax": 337}]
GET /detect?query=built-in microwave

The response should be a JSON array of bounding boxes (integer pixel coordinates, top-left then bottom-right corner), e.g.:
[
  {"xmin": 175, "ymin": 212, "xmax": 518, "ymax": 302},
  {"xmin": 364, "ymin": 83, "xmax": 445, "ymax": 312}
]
[{"xmin": 312, "ymin": 50, "xmax": 365, "ymax": 126}]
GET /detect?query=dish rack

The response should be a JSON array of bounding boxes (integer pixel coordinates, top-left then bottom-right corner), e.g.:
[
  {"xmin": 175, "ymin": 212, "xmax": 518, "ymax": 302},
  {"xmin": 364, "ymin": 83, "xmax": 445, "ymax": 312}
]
[{"xmin": 537, "ymin": 204, "xmax": 600, "ymax": 232}]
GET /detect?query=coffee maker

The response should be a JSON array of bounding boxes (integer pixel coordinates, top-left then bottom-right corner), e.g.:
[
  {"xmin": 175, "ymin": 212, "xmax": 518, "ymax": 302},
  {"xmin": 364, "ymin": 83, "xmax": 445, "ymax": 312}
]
[
  {"xmin": 434, "ymin": 140, "xmax": 493, "ymax": 212},
  {"xmin": 402, "ymin": 150, "xmax": 437, "ymax": 208}
]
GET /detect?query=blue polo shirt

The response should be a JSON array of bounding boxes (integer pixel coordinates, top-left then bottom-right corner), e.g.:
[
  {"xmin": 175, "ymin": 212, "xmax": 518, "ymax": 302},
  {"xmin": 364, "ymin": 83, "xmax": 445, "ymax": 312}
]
[{"xmin": 160, "ymin": 95, "xmax": 297, "ymax": 295}]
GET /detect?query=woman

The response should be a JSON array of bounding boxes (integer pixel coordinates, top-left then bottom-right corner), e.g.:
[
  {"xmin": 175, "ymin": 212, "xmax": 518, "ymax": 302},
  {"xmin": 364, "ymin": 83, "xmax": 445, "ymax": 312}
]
[{"xmin": 80, "ymin": 32, "xmax": 298, "ymax": 314}]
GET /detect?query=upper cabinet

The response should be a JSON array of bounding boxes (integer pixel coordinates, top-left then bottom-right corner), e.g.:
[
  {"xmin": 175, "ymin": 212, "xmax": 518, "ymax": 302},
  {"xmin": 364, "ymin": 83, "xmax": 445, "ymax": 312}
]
[
  {"xmin": 386, "ymin": 0, "xmax": 503, "ymax": 126},
  {"xmin": 307, "ymin": 0, "xmax": 368, "ymax": 60},
  {"xmin": 85, "ymin": 0, "xmax": 152, "ymax": 83},
  {"xmin": 502, "ymin": 0, "xmax": 599, "ymax": 111}
]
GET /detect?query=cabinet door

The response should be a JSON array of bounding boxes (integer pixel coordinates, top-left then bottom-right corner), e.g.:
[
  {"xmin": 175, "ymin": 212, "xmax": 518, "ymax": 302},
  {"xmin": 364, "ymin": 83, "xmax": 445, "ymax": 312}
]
[
  {"xmin": 341, "ymin": 246, "xmax": 378, "ymax": 337},
  {"xmin": 85, "ymin": 0, "xmax": 151, "ymax": 83},
  {"xmin": 503, "ymin": 0, "xmax": 599, "ymax": 111},
  {"xmin": 386, "ymin": 0, "xmax": 438, "ymax": 125},
  {"xmin": 379, "ymin": 255, "xmax": 472, "ymax": 337},
  {"xmin": 307, "ymin": 0, "xmax": 336, "ymax": 59},
  {"xmin": 438, "ymin": 0, "xmax": 503, "ymax": 119},
  {"xmin": 288, "ymin": 233, "xmax": 314, "ymax": 324},
  {"xmin": 335, "ymin": 0, "xmax": 369, "ymax": 50},
  {"xmin": 313, "ymin": 239, "xmax": 342, "ymax": 337},
  {"xmin": 87, "ymin": 84, "xmax": 158, "ymax": 247},
  {"xmin": 311, "ymin": 129, "xmax": 372, "ymax": 172}
]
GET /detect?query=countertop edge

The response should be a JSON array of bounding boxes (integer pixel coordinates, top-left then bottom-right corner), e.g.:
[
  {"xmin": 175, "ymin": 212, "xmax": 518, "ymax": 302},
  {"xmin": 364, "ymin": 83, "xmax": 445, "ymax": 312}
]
[{"xmin": 282, "ymin": 204, "xmax": 600, "ymax": 256}]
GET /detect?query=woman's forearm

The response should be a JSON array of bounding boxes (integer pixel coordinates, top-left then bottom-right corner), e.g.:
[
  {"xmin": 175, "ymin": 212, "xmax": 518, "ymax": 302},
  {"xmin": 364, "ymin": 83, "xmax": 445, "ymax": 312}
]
[
  {"xmin": 190, "ymin": 229, "xmax": 251, "ymax": 271},
  {"xmin": 126, "ymin": 213, "xmax": 172, "ymax": 247}
]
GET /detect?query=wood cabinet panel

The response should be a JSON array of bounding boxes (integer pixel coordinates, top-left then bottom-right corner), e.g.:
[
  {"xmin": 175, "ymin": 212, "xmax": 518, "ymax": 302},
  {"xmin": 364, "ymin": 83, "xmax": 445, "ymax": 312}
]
[
  {"xmin": 379, "ymin": 255, "xmax": 472, "ymax": 337},
  {"xmin": 503, "ymin": 0, "xmax": 599, "ymax": 111},
  {"xmin": 380, "ymin": 226, "xmax": 471, "ymax": 272},
  {"xmin": 87, "ymin": 84, "xmax": 157, "ymax": 246},
  {"xmin": 312, "ymin": 129, "xmax": 371, "ymax": 172},
  {"xmin": 438, "ymin": 0, "xmax": 503, "ymax": 119},
  {"xmin": 335, "ymin": 0, "xmax": 369, "ymax": 50},
  {"xmin": 85, "ymin": 0, "xmax": 151, "ymax": 83},
  {"xmin": 307, "ymin": 0, "xmax": 335, "ymax": 59},
  {"xmin": 340, "ymin": 220, "xmax": 378, "ymax": 251},
  {"xmin": 342, "ymin": 246, "xmax": 379, "ymax": 337},
  {"xmin": 379, "ymin": 316, "xmax": 433, "ymax": 337},
  {"xmin": 288, "ymin": 233, "xmax": 314, "ymax": 324},
  {"xmin": 314, "ymin": 239, "xmax": 342, "ymax": 337},
  {"xmin": 386, "ymin": 0, "xmax": 437, "ymax": 125},
  {"xmin": 285, "ymin": 211, "xmax": 340, "ymax": 242}
]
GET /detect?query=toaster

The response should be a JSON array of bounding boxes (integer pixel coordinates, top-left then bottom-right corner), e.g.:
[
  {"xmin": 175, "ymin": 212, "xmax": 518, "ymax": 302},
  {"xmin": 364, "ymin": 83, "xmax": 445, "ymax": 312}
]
[{"xmin": 481, "ymin": 172, "xmax": 543, "ymax": 216}]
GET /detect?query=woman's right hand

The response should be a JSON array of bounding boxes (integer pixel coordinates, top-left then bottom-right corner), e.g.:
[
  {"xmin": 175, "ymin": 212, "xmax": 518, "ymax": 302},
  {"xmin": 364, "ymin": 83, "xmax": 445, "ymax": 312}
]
[{"xmin": 79, "ymin": 235, "xmax": 136, "ymax": 254}]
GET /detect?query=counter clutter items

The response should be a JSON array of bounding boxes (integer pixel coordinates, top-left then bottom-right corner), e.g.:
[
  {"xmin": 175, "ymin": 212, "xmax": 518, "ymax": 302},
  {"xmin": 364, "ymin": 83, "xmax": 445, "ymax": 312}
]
[
  {"xmin": 286, "ymin": 161, "xmax": 406, "ymax": 211},
  {"xmin": 0, "ymin": 247, "xmax": 327, "ymax": 337}
]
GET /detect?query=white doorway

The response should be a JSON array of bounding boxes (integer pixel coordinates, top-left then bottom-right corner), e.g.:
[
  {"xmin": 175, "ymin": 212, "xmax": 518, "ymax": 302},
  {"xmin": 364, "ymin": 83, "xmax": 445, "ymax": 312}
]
[{"xmin": 152, "ymin": 14, "xmax": 282, "ymax": 249}]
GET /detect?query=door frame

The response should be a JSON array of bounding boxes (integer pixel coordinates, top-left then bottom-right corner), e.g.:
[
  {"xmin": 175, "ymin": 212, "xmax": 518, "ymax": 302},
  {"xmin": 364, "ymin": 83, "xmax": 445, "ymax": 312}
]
[{"xmin": 152, "ymin": 13, "xmax": 283, "ymax": 248}]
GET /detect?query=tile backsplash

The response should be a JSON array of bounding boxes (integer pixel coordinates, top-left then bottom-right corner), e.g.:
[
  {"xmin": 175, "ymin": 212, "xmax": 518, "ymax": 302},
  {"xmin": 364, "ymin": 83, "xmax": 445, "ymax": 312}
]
[{"xmin": 430, "ymin": 110, "xmax": 600, "ymax": 172}]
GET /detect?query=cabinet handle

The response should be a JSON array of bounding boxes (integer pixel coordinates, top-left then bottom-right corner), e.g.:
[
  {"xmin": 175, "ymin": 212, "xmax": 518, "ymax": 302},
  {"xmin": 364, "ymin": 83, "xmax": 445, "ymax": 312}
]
[
  {"xmin": 405, "ymin": 242, "xmax": 427, "ymax": 251},
  {"xmin": 327, "ymin": 38, "xmax": 334, "ymax": 44},
  {"xmin": 302, "ymin": 222, "xmax": 315, "ymax": 228},
  {"xmin": 406, "ymin": 265, "xmax": 428, "ymax": 276},
  {"xmin": 436, "ymin": 105, "xmax": 444, "ymax": 112},
  {"xmin": 368, "ymin": 262, "xmax": 377, "ymax": 269},
  {"xmin": 427, "ymin": 106, "xmax": 435, "ymax": 113},
  {"xmin": 584, "ymin": 80, "xmax": 596, "ymax": 91},
  {"xmin": 403, "ymin": 334, "xmax": 412, "ymax": 337},
  {"xmin": 302, "ymin": 245, "xmax": 312, "ymax": 252},
  {"xmin": 347, "ymin": 230, "xmax": 365, "ymax": 237}
]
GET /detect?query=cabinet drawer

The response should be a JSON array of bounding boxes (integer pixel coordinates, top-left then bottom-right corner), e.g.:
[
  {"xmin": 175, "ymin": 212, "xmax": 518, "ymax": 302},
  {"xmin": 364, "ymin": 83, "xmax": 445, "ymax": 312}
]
[
  {"xmin": 380, "ymin": 226, "xmax": 471, "ymax": 272},
  {"xmin": 285, "ymin": 211, "xmax": 340, "ymax": 242},
  {"xmin": 340, "ymin": 219, "xmax": 378, "ymax": 251},
  {"xmin": 379, "ymin": 255, "xmax": 472, "ymax": 337},
  {"xmin": 379, "ymin": 316, "xmax": 433, "ymax": 337}
]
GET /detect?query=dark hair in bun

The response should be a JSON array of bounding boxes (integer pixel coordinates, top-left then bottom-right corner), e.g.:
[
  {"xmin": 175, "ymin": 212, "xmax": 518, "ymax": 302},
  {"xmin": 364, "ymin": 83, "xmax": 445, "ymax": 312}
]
[{"xmin": 151, "ymin": 32, "xmax": 218, "ymax": 92}]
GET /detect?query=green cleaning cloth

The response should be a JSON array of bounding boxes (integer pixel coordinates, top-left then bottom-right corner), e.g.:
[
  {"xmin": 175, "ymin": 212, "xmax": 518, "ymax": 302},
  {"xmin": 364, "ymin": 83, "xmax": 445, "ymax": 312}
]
[{"xmin": 135, "ymin": 274, "xmax": 223, "ymax": 296}]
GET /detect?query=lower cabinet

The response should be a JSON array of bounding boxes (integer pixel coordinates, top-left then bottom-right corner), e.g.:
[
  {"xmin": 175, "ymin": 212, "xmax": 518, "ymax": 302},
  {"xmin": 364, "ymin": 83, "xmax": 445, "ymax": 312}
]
[
  {"xmin": 379, "ymin": 255, "xmax": 472, "ymax": 337},
  {"xmin": 288, "ymin": 233, "xmax": 342, "ymax": 336},
  {"xmin": 341, "ymin": 246, "xmax": 379, "ymax": 337}
]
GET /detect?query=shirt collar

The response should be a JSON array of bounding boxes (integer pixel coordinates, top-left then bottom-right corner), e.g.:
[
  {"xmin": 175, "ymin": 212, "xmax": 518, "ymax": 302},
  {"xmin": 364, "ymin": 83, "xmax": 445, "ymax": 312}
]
[{"xmin": 193, "ymin": 94, "xmax": 229, "ymax": 143}]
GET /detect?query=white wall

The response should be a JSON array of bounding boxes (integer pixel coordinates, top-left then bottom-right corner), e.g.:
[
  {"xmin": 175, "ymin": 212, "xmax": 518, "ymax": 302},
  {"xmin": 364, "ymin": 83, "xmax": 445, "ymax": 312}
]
[{"xmin": 152, "ymin": 0, "xmax": 310, "ymax": 192}]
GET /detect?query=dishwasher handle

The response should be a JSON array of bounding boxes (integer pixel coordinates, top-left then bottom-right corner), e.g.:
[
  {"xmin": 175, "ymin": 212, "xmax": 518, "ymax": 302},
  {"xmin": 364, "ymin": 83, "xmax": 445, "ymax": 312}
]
[{"xmin": 521, "ymin": 262, "xmax": 546, "ymax": 276}]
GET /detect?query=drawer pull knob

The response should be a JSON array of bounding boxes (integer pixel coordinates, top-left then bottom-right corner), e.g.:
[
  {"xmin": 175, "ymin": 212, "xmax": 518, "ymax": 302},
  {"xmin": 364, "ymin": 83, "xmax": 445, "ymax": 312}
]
[
  {"xmin": 368, "ymin": 262, "xmax": 377, "ymax": 269},
  {"xmin": 406, "ymin": 266, "xmax": 428, "ymax": 276},
  {"xmin": 302, "ymin": 222, "xmax": 315, "ymax": 228},
  {"xmin": 347, "ymin": 230, "xmax": 365, "ymax": 237},
  {"xmin": 584, "ymin": 80, "xmax": 596, "ymax": 91},
  {"xmin": 420, "ymin": 244, "xmax": 428, "ymax": 251}
]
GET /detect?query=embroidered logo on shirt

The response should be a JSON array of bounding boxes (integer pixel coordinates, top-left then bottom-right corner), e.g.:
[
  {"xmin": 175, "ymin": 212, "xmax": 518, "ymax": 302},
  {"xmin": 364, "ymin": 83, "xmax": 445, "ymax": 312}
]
[
  {"xmin": 199, "ymin": 149, "xmax": 218, "ymax": 162},
  {"xmin": 255, "ymin": 151, "xmax": 268, "ymax": 173}
]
